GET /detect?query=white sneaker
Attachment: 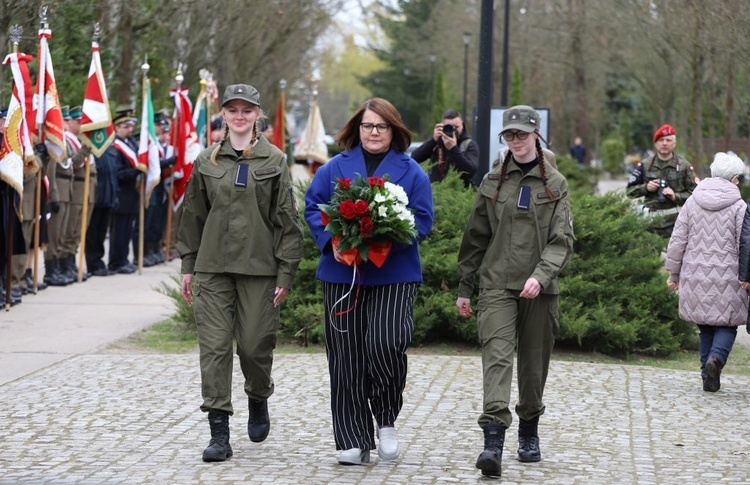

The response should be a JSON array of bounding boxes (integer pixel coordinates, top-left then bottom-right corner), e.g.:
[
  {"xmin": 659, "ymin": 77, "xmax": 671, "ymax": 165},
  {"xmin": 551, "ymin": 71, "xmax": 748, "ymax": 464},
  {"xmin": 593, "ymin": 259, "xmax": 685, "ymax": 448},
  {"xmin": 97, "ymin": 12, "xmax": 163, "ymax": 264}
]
[
  {"xmin": 338, "ymin": 448, "xmax": 370, "ymax": 465},
  {"xmin": 377, "ymin": 426, "xmax": 400, "ymax": 460}
]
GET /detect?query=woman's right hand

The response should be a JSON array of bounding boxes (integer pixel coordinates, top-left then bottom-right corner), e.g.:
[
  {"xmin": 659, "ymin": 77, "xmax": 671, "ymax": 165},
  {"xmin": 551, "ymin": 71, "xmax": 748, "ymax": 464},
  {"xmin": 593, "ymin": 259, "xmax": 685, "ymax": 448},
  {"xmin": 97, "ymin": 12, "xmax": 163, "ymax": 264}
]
[
  {"xmin": 456, "ymin": 297, "xmax": 472, "ymax": 318},
  {"xmin": 181, "ymin": 274, "xmax": 194, "ymax": 304}
]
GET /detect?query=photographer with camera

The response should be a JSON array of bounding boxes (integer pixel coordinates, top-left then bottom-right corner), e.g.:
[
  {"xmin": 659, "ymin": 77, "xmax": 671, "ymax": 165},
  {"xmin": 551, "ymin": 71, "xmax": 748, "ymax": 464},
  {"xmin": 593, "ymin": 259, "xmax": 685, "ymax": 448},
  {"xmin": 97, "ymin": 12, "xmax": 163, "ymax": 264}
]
[
  {"xmin": 411, "ymin": 109, "xmax": 479, "ymax": 187},
  {"xmin": 626, "ymin": 124, "xmax": 697, "ymax": 238}
]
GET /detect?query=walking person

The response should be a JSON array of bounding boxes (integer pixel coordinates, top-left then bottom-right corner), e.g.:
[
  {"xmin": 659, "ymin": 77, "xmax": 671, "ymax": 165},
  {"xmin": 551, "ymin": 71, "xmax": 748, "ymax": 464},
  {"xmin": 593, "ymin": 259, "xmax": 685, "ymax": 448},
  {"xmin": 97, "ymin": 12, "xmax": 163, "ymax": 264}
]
[
  {"xmin": 304, "ymin": 97, "xmax": 434, "ymax": 465},
  {"xmin": 177, "ymin": 84, "xmax": 303, "ymax": 462},
  {"xmin": 669, "ymin": 152, "xmax": 748, "ymax": 392},
  {"xmin": 456, "ymin": 105, "xmax": 574, "ymax": 477}
]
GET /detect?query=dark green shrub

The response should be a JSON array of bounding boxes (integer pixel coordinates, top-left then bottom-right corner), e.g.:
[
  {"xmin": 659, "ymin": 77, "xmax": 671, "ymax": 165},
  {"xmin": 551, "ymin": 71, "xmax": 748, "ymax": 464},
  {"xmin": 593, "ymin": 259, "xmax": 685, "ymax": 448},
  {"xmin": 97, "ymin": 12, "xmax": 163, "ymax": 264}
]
[{"xmin": 556, "ymin": 191, "xmax": 695, "ymax": 355}]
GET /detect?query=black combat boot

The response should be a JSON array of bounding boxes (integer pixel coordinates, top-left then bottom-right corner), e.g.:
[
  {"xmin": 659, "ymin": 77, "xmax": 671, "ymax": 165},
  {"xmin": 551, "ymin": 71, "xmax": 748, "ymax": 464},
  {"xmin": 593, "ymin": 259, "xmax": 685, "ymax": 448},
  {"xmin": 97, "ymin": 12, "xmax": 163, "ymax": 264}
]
[
  {"xmin": 24, "ymin": 268, "xmax": 47, "ymax": 292},
  {"xmin": 202, "ymin": 410, "xmax": 233, "ymax": 462},
  {"xmin": 60, "ymin": 255, "xmax": 76, "ymax": 284},
  {"xmin": 247, "ymin": 397, "xmax": 270, "ymax": 443},
  {"xmin": 517, "ymin": 416, "xmax": 541, "ymax": 462},
  {"xmin": 43, "ymin": 259, "xmax": 68, "ymax": 287},
  {"xmin": 476, "ymin": 423, "xmax": 506, "ymax": 477},
  {"xmin": 142, "ymin": 241, "xmax": 157, "ymax": 267},
  {"xmin": 152, "ymin": 241, "xmax": 165, "ymax": 264}
]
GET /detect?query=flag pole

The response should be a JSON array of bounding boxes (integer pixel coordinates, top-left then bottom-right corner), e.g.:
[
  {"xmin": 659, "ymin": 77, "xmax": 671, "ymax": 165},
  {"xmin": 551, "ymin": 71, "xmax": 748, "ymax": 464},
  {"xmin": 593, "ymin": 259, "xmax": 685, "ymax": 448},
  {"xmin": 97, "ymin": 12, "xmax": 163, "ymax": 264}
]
[
  {"xmin": 164, "ymin": 63, "xmax": 183, "ymax": 263},
  {"xmin": 77, "ymin": 22, "xmax": 100, "ymax": 283},
  {"xmin": 5, "ymin": 25, "xmax": 23, "ymax": 310},
  {"xmin": 137, "ymin": 58, "xmax": 149, "ymax": 274},
  {"xmin": 32, "ymin": 6, "xmax": 50, "ymax": 294}
]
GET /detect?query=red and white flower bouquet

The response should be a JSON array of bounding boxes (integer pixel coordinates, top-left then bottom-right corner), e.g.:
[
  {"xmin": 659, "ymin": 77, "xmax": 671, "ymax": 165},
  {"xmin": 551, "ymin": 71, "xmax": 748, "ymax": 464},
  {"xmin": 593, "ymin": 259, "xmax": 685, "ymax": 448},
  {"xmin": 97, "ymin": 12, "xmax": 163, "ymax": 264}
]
[{"xmin": 318, "ymin": 175, "xmax": 417, "ymax": 267}]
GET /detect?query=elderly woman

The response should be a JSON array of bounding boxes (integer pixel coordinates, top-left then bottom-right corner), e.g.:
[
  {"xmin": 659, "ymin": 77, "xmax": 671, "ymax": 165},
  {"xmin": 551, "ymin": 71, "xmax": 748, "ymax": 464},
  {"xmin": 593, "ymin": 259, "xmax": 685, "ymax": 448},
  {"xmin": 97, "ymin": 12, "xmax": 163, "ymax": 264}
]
[{"xmin": 667, "ymin": 152, "xmax": 748, "ymax": 393}]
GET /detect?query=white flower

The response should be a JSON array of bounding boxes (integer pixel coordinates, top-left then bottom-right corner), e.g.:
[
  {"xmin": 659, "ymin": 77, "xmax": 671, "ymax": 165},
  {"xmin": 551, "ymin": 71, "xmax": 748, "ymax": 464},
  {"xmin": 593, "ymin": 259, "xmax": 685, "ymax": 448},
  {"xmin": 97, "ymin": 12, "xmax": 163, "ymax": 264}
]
[
  {"xmin": 373, "ymin": 193, "xmax": 387, "ymax": 204},
  {"xmin": 378, "ymin": 206, "xmax": 389, "ymax": 218},
  {"xmin": 385, "ymin": 182, "xmax": 409, "ymax": 205},
  {"xmin": 396, "ymin": 205, "xmax": 415, "ymax": 224}
]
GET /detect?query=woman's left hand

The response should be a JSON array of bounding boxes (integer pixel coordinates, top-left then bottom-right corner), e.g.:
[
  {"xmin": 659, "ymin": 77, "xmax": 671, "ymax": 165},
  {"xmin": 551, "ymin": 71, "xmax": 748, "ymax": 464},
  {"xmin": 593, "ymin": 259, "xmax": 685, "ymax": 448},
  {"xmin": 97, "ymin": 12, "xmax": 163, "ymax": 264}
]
[
  {"xmin": 519, "ymin": 278, "xmax": 542, "ymax": 299},
  {"xmin": 274, "ymin": 287, "xmax": 289, "ymax": 307},
  {"xmin": 667, "ymin": 279, "xmax": 678, "ymax": 291}
]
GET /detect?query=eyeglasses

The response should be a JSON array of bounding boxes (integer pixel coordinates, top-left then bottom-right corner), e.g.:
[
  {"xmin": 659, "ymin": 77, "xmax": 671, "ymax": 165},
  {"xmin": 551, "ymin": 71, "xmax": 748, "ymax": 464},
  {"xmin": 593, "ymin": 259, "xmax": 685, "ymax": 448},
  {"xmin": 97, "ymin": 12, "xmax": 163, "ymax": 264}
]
[
  {"xmin": 360, "ymin": 122, "xmax": 391, "ymax": 134},
  {"xmin": 500, "ymin": 131, "xmax": 531, "ymax": 143}
]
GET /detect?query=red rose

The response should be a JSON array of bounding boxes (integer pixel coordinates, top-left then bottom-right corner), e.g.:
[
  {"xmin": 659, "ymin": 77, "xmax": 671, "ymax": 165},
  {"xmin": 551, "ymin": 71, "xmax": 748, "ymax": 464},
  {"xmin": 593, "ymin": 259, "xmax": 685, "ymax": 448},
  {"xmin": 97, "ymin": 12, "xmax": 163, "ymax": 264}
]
[
  {"xmin": 321, "ymin": 210, "xmax": 330, "ymax": 226},
  {"xmin": 368, "ymin": 176, "xmax": 385, "ymax": 188},
  {"xmin": 338, "ymin": 178, "xmax": 352, "ymax": 190},
  {"xmin": 354, "ymin": 200, "xmax": 370, "ymax": 216},
  {"xmin": 339, "ymin": 200, "xmax": 357, "ymax": 220},
  {"xmin": 359, "ymin": 217, "xmax": 374, "ymax": 237}
]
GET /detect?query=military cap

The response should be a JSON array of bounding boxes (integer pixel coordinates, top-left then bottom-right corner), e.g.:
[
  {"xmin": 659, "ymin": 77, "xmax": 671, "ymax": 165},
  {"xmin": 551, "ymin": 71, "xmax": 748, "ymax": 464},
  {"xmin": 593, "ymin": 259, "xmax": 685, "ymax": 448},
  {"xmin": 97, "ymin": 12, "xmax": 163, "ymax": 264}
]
[
  {"xmin": 502, "ymin": 105, "xmax": 540, "ymax": 133},
  {"xmin": 222, "ymin": 84, "xmax": 260, "ymax": 108},
  {"xmin": 653, "ymin": 124, "xmax": 676, "ymax": 142},
  {"xmin": 0, "ymin": 108, "xmax": 7, "ymax": 118},
  {"xmin": 113, "ymin": 106, "xmax": 137, "ymax": 126},
  {"xmin": 61, "ymin": 105, "xmax": 71, "ymax": 120},
  {"xmin": 69, "ymin": 106, "xmax": 82, "ymax": 120}
]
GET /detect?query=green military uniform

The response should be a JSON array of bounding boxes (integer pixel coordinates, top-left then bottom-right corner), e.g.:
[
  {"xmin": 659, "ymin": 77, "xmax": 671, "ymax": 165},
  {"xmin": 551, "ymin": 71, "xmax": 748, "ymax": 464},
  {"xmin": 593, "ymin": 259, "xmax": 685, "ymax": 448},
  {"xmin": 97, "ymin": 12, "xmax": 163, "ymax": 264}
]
[
  {"xmin": 59, "ymin": 106, "xmax": 93, "ymax": 278},
  {"xmin": 626, "ymin": 154, "xmax": 696, "ymax": 237},
  {"xmin": 177, "ymin": 135, "xmax": 303, "ymax": 415},
  {"xmin": 457, "ymin": 157, "xmax": 574, "ymax": 429}
]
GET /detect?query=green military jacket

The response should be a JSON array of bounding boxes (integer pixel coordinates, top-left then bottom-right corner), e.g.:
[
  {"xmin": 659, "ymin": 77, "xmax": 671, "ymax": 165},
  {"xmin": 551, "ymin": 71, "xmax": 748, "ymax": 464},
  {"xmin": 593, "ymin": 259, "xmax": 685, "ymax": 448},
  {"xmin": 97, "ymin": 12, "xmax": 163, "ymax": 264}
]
[
  {"xmin": 177, "ymin": 136, "xmax": 303, "ymax": 289},
  {"xmin": 457, "ymin": 159, "xmax": 574, "ymax": 298},
  {"xmin": 626, "ymin": 154, "xmax": 696, "ymax": 208}
]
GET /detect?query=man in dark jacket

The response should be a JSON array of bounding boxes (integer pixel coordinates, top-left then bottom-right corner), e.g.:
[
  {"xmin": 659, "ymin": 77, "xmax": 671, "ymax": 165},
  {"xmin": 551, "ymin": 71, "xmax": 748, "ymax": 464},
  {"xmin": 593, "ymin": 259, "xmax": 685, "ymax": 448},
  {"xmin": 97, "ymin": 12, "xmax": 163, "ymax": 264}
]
[{"xmin": 411, "ymin": 109, "xmax": 479, "ymax": 187}]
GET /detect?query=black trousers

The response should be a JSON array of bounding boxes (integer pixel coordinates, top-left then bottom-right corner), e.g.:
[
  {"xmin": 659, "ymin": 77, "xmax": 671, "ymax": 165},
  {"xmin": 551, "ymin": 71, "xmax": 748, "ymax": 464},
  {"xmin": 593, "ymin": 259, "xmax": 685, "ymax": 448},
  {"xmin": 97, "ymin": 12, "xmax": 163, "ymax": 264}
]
[
  {"xmin": 322, "ymin": 281, "xmax": 418, "ymax": 451},
  {"xmin": 85, "ymin": 206, "xmax": 111, "ymax": 271},
  {"xmin": 109, "ymin": 212, "xmax": 135, "ymax": 269}
]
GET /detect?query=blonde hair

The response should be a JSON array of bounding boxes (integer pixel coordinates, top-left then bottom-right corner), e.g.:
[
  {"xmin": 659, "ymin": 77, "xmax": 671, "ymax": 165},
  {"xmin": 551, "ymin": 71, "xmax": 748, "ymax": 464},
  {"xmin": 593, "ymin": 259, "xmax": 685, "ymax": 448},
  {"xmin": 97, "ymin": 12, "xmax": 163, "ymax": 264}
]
[{"xmin": 209, "ymin": 106, "xmax": 264, "ymax": 164}]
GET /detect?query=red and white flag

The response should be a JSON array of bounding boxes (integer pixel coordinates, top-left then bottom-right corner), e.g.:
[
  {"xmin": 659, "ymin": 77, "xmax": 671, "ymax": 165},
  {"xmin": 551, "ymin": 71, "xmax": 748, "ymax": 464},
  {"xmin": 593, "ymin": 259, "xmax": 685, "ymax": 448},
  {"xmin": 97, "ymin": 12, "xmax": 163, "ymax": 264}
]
[
  {"xmin": 170, "ymin": 87, "xmax": 202, "ymax": 211},
  {"xmin": 80, "ymin": 40, "xmax": 115, "ymax": 158},
  {"xmin": 0, "ymin": 52, "xmax": 36, "ymax": 201},
  {"xmin": 113, "ymin": 139, "xmax": 139, "ymax": 169},
  {"xmin": 33, "ymin": 27, "xmax": 66, "ymax": 163},
  {"xmin": 138, "ymin": 76, "xmax": 162, "ymax": 202}
]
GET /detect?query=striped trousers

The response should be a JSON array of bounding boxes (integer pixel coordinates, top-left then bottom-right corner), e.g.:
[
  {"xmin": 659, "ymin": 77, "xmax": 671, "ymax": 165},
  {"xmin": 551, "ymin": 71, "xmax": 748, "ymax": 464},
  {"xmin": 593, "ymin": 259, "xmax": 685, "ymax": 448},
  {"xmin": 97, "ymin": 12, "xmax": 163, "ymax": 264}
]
[{"xmin": 322, "ymin": 281, "xmax": 418, "ymax": 451}]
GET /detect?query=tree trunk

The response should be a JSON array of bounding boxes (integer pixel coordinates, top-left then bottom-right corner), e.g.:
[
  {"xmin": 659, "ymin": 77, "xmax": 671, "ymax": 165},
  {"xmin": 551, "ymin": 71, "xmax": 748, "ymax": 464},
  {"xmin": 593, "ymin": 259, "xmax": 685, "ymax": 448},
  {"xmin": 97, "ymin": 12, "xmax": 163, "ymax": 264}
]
[
  {"xmin": 722, "ymin": 57, "xmax": 735, "ymax": 151},
  {"xmin": 569, "ymin": 0, "xmax": 590, "ymax": 161}
]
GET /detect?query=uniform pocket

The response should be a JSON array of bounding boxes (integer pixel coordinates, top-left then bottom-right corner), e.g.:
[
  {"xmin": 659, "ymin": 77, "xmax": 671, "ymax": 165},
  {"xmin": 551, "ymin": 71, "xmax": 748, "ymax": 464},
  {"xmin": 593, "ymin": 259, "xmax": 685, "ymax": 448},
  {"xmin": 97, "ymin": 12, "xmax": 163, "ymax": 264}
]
[{"xmin": 251, "ymin": 167, "xmax": 281, "ymax": 209}]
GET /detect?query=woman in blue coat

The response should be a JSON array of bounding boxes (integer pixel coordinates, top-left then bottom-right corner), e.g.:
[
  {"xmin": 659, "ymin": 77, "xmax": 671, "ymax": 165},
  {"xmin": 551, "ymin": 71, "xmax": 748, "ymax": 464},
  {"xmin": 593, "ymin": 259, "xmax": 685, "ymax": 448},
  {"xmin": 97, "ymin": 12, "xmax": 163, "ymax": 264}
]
[{"xmin": 305, "ymin": 97, "xmax": 433, "ymax": 465}]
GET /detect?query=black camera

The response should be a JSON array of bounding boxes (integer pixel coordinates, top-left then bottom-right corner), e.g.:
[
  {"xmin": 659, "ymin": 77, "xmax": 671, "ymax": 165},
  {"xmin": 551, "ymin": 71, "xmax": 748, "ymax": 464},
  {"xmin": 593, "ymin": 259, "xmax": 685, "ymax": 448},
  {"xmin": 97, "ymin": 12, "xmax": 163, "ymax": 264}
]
[
  {"xmin": 442, "ymin": 124, "xmax": 456, "ymax": 137},
  {"xmin": 657, "ymin": 179, "xmax": 668, "ymax": 203}
]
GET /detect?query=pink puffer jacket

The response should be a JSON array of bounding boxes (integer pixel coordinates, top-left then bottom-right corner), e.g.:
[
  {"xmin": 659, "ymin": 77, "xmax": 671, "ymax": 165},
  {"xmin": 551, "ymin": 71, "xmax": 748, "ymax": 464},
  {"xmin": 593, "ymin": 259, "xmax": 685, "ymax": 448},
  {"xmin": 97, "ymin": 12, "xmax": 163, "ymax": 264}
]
[{"xmin": 666, "ymin": 177, "xmax": 749, "ymax": 326}]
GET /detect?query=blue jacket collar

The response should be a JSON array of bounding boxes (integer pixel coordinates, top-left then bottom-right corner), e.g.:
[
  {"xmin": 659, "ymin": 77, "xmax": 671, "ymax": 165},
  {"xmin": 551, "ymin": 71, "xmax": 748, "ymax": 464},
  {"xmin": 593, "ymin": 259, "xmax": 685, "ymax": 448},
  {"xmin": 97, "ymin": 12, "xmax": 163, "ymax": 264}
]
[{"xmin": 334, "ymin": 145, "xmax": 411, "ymax": 183}]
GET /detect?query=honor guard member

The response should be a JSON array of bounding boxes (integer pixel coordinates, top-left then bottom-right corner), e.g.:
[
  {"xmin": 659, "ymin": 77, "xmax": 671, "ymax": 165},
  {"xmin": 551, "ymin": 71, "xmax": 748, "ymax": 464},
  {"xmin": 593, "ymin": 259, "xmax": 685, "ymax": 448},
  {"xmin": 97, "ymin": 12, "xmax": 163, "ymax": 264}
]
[
  {"xmin": 59, "ymin": 105, "xmax": 93, "ymax": 280},
  {"xmin": 141, "ymin": 114, "xmax": 174, "ymax": 266},
  {"xmin": 456, "ymin": 105, "xmax": 574, "ymax": 478},
  {"xmin": 178, "ymin": 84, "xmax": 303, "ymax": 462},
  {"xmin": 109, "ymin": 107, "xmax": 140, "ymax": 274},
  {"xmin": 43, "ymin": 105, "xmax": 75, "ymax": 286},
  {"xmin": 626, "ymin": 124, "xmax": 696, "ymax": 238}
]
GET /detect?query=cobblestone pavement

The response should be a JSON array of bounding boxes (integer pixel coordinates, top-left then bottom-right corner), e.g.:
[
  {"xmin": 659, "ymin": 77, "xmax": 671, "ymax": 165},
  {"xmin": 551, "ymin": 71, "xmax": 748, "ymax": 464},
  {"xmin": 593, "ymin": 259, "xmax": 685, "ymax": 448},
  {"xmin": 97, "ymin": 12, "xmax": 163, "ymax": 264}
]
[{"xmin": 1, "ymin": 353, "xmax": 749, "ymax": 484}]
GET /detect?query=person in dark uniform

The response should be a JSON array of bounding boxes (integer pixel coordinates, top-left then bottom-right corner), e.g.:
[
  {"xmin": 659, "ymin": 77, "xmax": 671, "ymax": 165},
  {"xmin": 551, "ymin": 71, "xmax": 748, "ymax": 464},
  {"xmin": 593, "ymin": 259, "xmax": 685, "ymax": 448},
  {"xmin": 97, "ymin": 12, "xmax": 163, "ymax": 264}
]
[
  {"xmin": 626, "ymin": 124, "xmax": 697, "ymax": 238},
  {"xmin": 411, "ymin": 109, "xmax": 479, "ymax": 187},
  {"xmin": 86, "ymin": 141, "xmax": 118, "ymax": 277},
  {"xmin": 140, "ymin": 115, "xmax": 174, "ymax": 266},
  {"xmin": 108, "ymin": 108, "xmax": 140, "ymax": 274},
  {"xmin": 456, "ymin": 105, "xmax": 574, "ymax": 478},
  {"xmin": 178, "ymin": 84, "xmax": 303, "ymax": 463}
]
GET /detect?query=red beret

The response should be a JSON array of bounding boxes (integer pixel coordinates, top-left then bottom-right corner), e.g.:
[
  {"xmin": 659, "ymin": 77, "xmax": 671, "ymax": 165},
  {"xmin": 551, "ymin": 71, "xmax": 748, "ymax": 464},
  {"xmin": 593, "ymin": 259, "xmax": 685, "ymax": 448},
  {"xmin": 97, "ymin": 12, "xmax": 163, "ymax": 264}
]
[{"xmin": 653, "ymin": 124, "xmax": 676, "ymax": 142}]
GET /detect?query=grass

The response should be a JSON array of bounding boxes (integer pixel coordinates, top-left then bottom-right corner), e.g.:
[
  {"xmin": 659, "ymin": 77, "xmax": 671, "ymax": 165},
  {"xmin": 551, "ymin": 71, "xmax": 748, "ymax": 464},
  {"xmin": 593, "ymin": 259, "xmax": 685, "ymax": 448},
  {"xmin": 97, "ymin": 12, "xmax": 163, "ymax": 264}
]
[{"xmin": 109, "ymin": 318, "xmax": 750, "ymax": 377}]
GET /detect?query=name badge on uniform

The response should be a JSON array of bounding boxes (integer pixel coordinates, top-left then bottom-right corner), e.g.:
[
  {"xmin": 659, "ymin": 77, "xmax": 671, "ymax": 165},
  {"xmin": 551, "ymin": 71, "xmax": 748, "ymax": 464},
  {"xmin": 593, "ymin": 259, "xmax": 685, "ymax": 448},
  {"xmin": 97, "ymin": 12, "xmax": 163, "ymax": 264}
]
[
  {"xmin": 235, "ymin": 164, "xmax": 249, "ymax": 187},
  {"xmin": 517, "ymin": 185, "xmax": 531, "ymax": 210}
]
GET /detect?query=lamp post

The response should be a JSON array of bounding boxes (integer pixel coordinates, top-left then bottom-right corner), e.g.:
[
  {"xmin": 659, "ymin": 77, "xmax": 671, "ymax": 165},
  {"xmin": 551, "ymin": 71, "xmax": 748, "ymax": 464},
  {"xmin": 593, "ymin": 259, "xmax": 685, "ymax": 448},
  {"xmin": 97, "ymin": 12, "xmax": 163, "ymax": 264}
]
[
  {"xmin": 462, "ymin": 32, "xmax": 472, "ymax": 120},
  {"xmin": 429, "ymin": 54, "xmax": 436, "ymax": 109},
  {"xmin": 500, "ymin": 0, "xmax": 510, "ymax": 106}
]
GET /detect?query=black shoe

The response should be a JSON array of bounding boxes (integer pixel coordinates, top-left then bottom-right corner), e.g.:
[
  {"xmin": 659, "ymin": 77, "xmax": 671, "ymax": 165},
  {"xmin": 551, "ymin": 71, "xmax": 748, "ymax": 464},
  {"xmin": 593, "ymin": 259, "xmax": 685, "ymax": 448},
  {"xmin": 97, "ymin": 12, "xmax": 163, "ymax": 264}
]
[
  {"xmin": 203, "ymin": 411, "xmax": 233, "ymax": 462},
  {"xmin": 248, "ymin": 398, "xmax": 270, "ymax": 443},
  {"xmin": 115, "ymin": 264, "xmax": 137, "ymax": 274},
  {"xmin": 44, "ymin": 259, "xmax": 69, "ymax": 287},
  {"xmin": 517, "ymin": 417, "xmax": 542, "ymax": 462},
  {"xmin": 476, "ymin": 423, "xmax": 505, "ymax": 477},
  {"xmin": 92, "ymin": 267, "xmax": 112, "ymax": 277},
  {"xmin": 705, "ymin": 357, "xmax": 721, "ymax": 392}
]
